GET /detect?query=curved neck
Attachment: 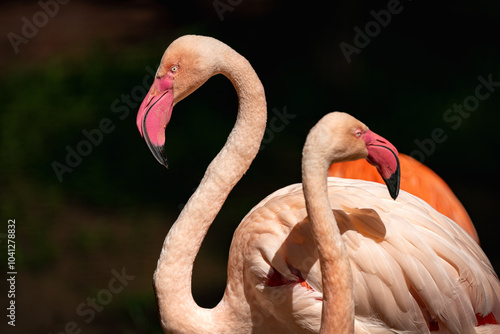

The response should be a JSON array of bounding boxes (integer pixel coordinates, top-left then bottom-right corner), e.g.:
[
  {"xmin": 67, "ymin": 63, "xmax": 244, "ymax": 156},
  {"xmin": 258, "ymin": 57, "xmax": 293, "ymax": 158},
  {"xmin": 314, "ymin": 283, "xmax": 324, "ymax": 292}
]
[
  {"xmin": 302, "ymin": 138, "xmax": 355, "ymax": 333},
  {"xmin": 154, "ymin": 47, "xmax": 266, "ymax": 334}
]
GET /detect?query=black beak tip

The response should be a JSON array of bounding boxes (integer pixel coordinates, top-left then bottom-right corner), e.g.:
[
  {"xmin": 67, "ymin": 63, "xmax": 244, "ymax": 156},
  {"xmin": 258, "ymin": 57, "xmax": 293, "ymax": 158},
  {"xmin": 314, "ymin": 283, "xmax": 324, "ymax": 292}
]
[
  {"xmin": 144, "ymin": 134, "xmax": 168, "ymax": 168},
  {"xmin": 152, "ymin": 144, "xmax": 169, "ymax": 169},
  {"xmin": 384, "ymin": 164, "xmax": 401, "ymax": 200}
]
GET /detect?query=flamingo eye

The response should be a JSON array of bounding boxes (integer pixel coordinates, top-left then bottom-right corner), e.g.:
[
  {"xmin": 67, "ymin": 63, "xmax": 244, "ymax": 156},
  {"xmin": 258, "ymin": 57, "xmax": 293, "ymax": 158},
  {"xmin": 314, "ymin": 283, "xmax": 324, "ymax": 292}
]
[
  {"xmin": 354, "ymin": 129, "xmax": 363, "ymax": 138},
  {"xmin": 170, "ymin": 65, "xmax": 178, "ymax": 72}
]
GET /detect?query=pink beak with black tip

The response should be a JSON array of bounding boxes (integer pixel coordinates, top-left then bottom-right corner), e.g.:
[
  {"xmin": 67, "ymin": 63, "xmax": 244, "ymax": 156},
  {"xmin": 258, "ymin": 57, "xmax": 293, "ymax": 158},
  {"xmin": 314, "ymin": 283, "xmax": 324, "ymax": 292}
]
[
  {"xmin": 362, "ymin": 129, "xmax": 401, "ymax": 199},
  {"xmin": 136, "ymin": 76, "xmax": 174, "ymax": 168}
]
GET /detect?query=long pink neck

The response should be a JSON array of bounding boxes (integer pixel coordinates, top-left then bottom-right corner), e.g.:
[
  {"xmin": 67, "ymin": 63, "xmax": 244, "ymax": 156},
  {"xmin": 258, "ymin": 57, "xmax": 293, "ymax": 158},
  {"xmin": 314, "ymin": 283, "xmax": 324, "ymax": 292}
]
[
  {"xmin": 153, "ymin": 46, "xmax": 267, "ymax": 334},
  {"xmin": 302, "ymin": 134, "xmax": 355, "ymax": 333}
]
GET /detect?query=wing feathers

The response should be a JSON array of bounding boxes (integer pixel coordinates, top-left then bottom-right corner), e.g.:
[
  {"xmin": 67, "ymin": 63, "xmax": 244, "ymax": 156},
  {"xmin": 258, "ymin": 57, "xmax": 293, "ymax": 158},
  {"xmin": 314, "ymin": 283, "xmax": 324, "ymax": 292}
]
[{"xmin": 237, "ymin": 178, "xmax": 500, "ymax": 333}]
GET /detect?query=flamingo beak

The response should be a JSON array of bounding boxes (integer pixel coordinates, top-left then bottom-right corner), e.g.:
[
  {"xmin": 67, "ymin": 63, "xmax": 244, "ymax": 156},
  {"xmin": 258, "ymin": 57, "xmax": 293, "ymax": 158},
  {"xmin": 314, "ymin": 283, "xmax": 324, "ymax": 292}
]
[
  {"xmin": 136, "ymin": 77, "xmax": 174, "ymax": 168},
  {"xmin": 363, "ymin": 129, "xmax": 401, "ymax": 199}
]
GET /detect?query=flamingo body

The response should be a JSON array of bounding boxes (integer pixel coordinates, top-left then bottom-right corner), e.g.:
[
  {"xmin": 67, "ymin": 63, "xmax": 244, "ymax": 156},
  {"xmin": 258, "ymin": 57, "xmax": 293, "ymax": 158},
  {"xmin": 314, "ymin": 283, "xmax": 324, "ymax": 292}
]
[
  {"xmin": 136, "ymin": 35, "xmax": 500, "ymax": 333},
  {"xmin": 328, "ymin": 154, "xmax": 479, "ymax": 243},
  {"xmin": 235, "ymin": 177, "xmax": 499, "ymax": 333}
]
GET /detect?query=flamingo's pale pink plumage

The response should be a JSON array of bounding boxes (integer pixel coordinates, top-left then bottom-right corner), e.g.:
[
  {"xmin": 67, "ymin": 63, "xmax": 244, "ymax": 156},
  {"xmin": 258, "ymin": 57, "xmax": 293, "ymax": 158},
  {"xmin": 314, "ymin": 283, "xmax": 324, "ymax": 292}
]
[
  {"xmin": 327, "ymin": 154, "xmax": 480, "ymax": 243},
  {"xmin": 137, "ymin": 35, "xmax": 500, "ymax": 333}
]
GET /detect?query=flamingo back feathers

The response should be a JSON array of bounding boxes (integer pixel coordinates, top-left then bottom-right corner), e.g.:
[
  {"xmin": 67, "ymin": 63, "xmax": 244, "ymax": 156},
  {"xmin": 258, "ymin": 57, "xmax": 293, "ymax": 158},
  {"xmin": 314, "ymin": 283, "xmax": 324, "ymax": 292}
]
[
  {"xmin": 233, "ymin": 177, "xmax": 500, "ymax": 333},
  {"xmin": 328, "ymin": 154, "xmax": 479, "ymax": 243}
]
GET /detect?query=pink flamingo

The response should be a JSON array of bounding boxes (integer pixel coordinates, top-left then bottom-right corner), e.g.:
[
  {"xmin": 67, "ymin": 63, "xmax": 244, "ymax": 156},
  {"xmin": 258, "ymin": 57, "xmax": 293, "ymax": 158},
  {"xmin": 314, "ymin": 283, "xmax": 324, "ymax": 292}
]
[{"xmin": 137, "ymin": 35, "xmax": 500, "ymax": 333}]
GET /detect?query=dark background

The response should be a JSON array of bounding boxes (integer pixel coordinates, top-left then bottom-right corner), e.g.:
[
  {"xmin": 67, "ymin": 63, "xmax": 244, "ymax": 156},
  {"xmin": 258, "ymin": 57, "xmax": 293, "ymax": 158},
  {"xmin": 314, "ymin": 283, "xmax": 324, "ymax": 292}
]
[{"xmin": 1, "ymin": 0, "xmax": 499, "ymax": 333}]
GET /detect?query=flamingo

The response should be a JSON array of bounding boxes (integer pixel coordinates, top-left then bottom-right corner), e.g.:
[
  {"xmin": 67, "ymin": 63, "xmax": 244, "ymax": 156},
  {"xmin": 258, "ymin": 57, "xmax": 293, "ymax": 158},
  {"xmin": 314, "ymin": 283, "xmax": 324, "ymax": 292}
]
[
  {"xmin": 136, "ymin": 35, "xmax": 500, "ymax": 333},
  {"xmin": 327, "ymin": 154, "xmax": 480, "ymax": 243}
]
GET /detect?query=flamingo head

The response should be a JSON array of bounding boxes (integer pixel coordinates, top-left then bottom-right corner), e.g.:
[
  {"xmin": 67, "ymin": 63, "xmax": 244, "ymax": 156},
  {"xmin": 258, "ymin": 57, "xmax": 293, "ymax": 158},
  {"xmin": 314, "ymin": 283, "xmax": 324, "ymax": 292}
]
[
  {"xmin": 308, "ymin": 112, "xmax": 400, "ymax": 199},
  {"xmin": 136, "ymin": 35, "xmax": 223, "ymax": 167}
]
